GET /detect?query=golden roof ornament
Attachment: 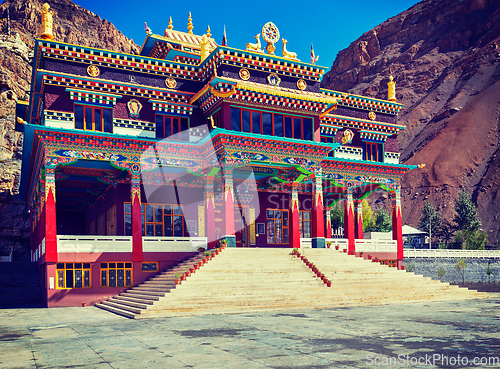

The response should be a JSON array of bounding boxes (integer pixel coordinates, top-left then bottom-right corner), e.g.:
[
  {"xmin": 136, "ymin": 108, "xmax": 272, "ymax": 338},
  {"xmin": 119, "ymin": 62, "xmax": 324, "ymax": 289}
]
[
  {"xmin": 200, "ymin": 34, "xmax": 210, "ymax": 62},
  {"xmin": 261, "ymin": 22, "xmax": 280, "ymax": 56},
  {"xmin": 187, "ymin": 12, "xmax": 194, "ymax": 34},
  {"xmin": 168, "ymin": 16, "xmax": 173, "ymax": 30},
  {"xmin": 40, "ymin": 3, "xmax": 54, "ymax": 41},
  {"xmin": 388, "ymin": 75, "xmax": 397, "ymax": 102},
  {"xmin": 206, "ymin": 25, "xmax": 211, "ymax": 38}
]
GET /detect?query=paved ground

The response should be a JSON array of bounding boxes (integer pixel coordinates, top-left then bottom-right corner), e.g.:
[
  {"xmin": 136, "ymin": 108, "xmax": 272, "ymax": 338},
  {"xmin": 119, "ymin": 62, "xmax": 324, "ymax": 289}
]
[{"xmin": 1, "ymin": 296, "xmax": 500, "ymax": 369}]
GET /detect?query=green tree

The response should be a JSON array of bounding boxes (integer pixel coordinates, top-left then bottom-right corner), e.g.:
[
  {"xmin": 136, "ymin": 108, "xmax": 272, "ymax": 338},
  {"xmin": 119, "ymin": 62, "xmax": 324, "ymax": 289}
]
[
  {"xmin": 452, "ymin": 190, "xmax": 487, "ymax": 250},
  {"xmin": 361, "ymin": 199, "xmax": 374, "ymax": 232},
  {"xmin": 373, "ymin": 208, "xmax": 391, "ymax": 232},
  {"xmin": 455, "ymin": 258, "xmax": 467, "ymax": 285},
  {"xmin": 329, "ymin": 202, "xmax": 344, "ymax": 234},
  {"xmin": 453, "ymin": 190, "xmax": 481, "ymax": 233},
  {"xmin": 436, "ymin": 218, "xmax": 454, "ymax": 249},
  {"xmin": 419, "ymin": 201, "xmax": 441, "ymax": 248}
]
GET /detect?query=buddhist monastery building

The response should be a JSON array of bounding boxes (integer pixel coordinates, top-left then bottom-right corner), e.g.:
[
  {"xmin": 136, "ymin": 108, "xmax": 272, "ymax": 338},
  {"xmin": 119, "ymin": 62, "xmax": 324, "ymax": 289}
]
[{"xmin": 16, "ymin": 6, "xmax": 419, "ymax": 307}]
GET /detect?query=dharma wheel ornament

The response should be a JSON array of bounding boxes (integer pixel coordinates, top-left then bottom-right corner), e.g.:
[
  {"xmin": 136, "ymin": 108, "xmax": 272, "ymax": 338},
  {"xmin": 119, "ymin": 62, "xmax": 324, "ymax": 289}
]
[{"xmin": 261, "ymin": 22, "xmax": 280, "ymax": 56}]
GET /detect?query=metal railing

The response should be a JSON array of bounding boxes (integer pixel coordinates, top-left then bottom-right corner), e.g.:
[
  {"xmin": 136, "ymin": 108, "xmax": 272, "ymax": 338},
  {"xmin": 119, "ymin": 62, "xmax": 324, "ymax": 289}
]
[{"xmin": 404, "ymin": 248, "xmax": 500, "ymax": 258}]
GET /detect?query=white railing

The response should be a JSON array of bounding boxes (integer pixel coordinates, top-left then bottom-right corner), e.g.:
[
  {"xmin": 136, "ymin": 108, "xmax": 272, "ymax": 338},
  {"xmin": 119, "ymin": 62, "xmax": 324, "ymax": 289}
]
[
  {"xmin": 355, "ymin": 239, "xmax": 397, "ymax": 253},
  {"xmin": 0, "ymin": 255, "xmax": 12, "ymax": 262},
  {"xmin": 300, "ymin": 238, "xmax": 312, "ymax": 248},
  {"xmin": 57, "ymin": 235, "xmax": 132, "ymax": 253},
  {"xmin": 334, "ymin": 146, "xmax": 363, "ymax": 160},
  {"xmin": 405, "ymin": 249, "xmax": 500, "ymax": 258},
  {"xmin": 142, "ymin": 236, "xmax": 207, "ymax": 252},
  {"xmin": 326, "ymin": 238, "xmax": 349, "ymax": 249}
]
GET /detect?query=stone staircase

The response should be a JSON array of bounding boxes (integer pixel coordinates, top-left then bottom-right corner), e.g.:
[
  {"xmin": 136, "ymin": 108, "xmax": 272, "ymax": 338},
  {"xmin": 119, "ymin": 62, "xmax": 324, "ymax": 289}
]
[{"xmin": 96, "ymin": 248, "xmax": 490, "ymax": 319}]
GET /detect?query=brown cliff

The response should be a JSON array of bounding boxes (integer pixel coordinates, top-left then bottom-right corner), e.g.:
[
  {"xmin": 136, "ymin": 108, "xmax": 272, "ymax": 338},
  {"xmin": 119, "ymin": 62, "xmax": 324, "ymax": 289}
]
[
  {"xmin": 0, "ymin": 0, "xmax": 139, "ymax": 256},
  {"xmin": 322, "ymin": 0, "xmax": 500, "ymax": 246}
]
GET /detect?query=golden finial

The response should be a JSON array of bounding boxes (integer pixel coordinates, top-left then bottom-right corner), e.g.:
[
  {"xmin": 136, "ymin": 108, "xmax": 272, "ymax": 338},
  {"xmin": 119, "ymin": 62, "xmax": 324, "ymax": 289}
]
[
  {"xmin": 40, "ymin": 3, "xmax": 54, "ymax": 41},
  {"xmin": 200, "ymin": 34, "xmax": 210, "ymax": 62},
  {"xmin": 168, "ymin": 16, "xmax": 173, "ymax": 30},
  {"xmin": 206, "ymin": 25, "xmax": 211, "ymax": 38},
  {"xmin": 388, "ymin": 75, "xmax": 396, "ymax": 102},
  {"xmin": 187, "ymin": 12, "xmax": 193, "ymax": 34}
]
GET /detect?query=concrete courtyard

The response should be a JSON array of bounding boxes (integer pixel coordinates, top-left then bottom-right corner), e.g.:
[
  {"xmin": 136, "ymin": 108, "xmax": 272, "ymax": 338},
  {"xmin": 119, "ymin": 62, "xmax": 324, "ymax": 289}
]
[{"xmin": 1, "ymin": 296, "xmax": 499, "ymax": 368}]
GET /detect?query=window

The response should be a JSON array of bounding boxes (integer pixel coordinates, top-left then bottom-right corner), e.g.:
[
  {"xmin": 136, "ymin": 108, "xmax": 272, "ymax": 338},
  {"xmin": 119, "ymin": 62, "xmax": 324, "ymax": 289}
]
[
  {"xmin": 208, "ymin": 109, "xmax": 222, "ymax": 128},
  {"xmin": 156, "ymin": 114, "xmax": 189, "ymax": 140},
  {"xmin": 97, "ymin": 213, "xmax": 105, "ymax": 235},
  {"xmin": 100, "ymin": 262, "xmax": 132, "ymax": 287},
  {"xmin": 299, "ymin": 211, "xmax": 311, "ymax": 238},
  {"xmin": 230, "ymin": 107, "xmax": 313, "ymax": 141},
  {"xmin": 106, "ymin": 204, "xmax": 116, "ymax": 236},
  {"xmin": 124, "ymin": 203, "xmax": 185, "ymax": 237},
  {"xmin": 56, "ymin": 263, "xmax": 91, "ymax": 289},
  {"xmin": 364, "ymin": 142, "xmax": 383, "ymax": 162},
  {"xmin": 74, "ymin": 104, "xmax": 112, "ymax": 133},
  {"xmin": 266, "ymin": 209, "xmax": 289, "ymax": 244},
  {"xmin": 141, "ymin": 262, "xmax": 159, "ymax": 272}
]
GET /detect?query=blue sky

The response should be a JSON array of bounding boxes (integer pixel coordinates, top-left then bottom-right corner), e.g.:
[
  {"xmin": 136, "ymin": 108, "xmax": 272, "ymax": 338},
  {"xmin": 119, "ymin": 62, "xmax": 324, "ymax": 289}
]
[{"xmin": 73, "ymin": 0, "xmax": 420, "ymax": 67}]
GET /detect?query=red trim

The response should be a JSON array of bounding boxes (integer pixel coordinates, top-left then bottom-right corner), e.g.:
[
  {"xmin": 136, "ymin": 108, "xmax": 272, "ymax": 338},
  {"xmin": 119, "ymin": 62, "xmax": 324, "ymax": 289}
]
[
  {"xmin": 131, "ymin": 193, "xmax": 143, "ymax": 262},
  {"xmin": 290, "ymin": 186, "xmax": 300, "ymax": 248},
  {"xmin": 206, "ymin": 194, "xmax": 216, "ymax": 249},
  {"xmin": 355, "ymin": 200, "xmax": 363, "ymax": 239},
  {"xmin": 344, "ymin": 196, "xmax": 355, "ymax": 254},
  {"xmin": 312, "ymin": 179, "xmax": 324, "ymax": 239},
  {"xmin": 392, "ymin": 202, "xmax": 403, "ymax": 261},
  {"xmin": 44, "ymin": 187, "xmax": 58, "ymax": 262}
]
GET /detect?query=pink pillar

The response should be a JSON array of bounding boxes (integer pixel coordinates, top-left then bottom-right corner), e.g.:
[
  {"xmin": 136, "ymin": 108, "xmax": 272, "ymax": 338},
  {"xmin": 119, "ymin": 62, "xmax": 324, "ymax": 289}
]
[
  {"xmin": 344, "ymin": 188, "xmax": 355, "ymax": 255},
  {"xmin": 392, "ymin": 190, "xmax": 404, "ymax": 268},
  {"xmin": 289, "ymin": 183, "xmax": 300, "ymax": 248},
  {"xmin": 222, "ymin": 168, "xmax": 236, "ymax": 246},
  {"xmin": 311, "ymin": 169, "xmax": 325, "ymax": 248},
  {"xmin": 44, "ymin": 167, "xmax": 57, "ymax": 263},
  {"xmin": 205, "ymin": 177, "xmax": 217, "ymax": 249},
  {"xmin": 355, "ymin": 199, "xmax": 364, "ymax": 239},
  {"xmin": 325, "ymin": 207, "xmax": 332, "ymax": 239},
  {"xmin": 131, "ymin": 174, "xmax": 143, "ymax": 262}
]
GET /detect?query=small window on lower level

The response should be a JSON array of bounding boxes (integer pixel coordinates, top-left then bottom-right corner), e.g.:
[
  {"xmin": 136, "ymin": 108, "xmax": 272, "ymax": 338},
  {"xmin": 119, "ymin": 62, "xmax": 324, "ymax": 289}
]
[
  {"xmin": 100, "ymin": 262, "xmax": 133, "ymax": 287},
  {"xmin": 56, "ymin": 263, "xmax": 91, "ymax": 289},
  {"xmin": 141, "ymin": 262, "xmax": 159, "ymax": 272}
]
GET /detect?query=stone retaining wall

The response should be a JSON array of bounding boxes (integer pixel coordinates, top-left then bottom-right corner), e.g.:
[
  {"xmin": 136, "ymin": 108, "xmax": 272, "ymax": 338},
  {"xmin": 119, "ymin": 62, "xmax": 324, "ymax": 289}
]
[{"xmin": 403, "ymin": 258, "xmax": 500, "ymax": 284}]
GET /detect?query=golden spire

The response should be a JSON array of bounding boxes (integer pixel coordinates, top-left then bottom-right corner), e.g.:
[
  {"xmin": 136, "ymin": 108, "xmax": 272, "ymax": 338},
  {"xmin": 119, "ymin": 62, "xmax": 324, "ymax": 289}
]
[
  {"xmin": 187, "ymin": 12, "xmax": 193, "ymax": 34},
  {"xmin": 168, "ymin": 16, "xmax": 173, "ymax": 30},
  {"xmin": 388, "ymin": 75, "xmax": 396, "ymax": 102},
  {"xmin": 206, "ymin": 25, "xmax": 211, "ymax": 38},
  {"xmin": 40, "ymin": 3, "xmax": 54, "ymax": 41}
]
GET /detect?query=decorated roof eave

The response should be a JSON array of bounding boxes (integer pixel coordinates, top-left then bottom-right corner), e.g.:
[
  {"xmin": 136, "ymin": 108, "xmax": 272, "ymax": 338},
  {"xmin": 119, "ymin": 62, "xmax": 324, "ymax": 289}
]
[
  {"xmin": 320, "ymin": 88, "xmax": 404, "ymax": 109},
  {"xmin": 321, "ymin": 114, "xmax": 406, "ymax": 133},
  {"xmin": 140, "ymin": 32, "xmax": 217, "ymax": 56},
  {"xmin": 39, "ymin": 70, "xmax": 195, "ymax": 100},
  {"xmin": 322, "ymin": 157, "xmax": 419, "ymax": 174},
  {"xmin": 37, "ymin": 38, "xmax": 203, "ymax": 78},
  {"xmin": 190, "ymin": 76, "xmax": 338, "ymax": 111}
]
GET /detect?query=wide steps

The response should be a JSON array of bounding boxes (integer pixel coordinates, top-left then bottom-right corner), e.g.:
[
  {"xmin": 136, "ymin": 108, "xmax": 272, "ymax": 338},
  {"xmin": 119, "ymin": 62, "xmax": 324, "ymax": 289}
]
[{"xmin": 97, "ymin": 248, "xmax": 490, "ymax": 319}]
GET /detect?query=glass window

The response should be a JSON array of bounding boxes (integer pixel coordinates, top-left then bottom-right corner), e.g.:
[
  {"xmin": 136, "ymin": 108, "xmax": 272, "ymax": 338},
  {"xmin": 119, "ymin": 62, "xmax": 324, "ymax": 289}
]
[
  {"xmin": 156, "ymin": 115, "xmax": 189, "ymax": 141},
  {"xmin": 56, "ymin": 263, "xmax": 91, "ymax": 289},
  {"xmin": 74, "ymin": 104, "xmax": 112, "ymax": 133},
  {"xmin": 303, "ymin": 118, "xmax": 312, "ymax": 141},
  {"xmin": 293, "ymin": 118, "xmax": 302, "ymax": 139},
  {"xmin": 252, "ymin": 112, "xmax": 261, "ymax": 134},
  {"xmin": 266, "ymin": 209, "xmax": 289, "ymax": 244},
  {"xmin": 231, "ymin": 107, "xmax": 241, "ymax": 131},
  {"xmin": 242, "ymin": 110, "xmax": 251, "ymax": 133},
  {"xmin": 299, "ymin": 210, "xmax": 312, "ymax": 238},
  {"xmin": 124, "ymin": 202, "xmax": 185, "ymax": 237},
  {"xmin": 263, "ymin": 113, "xmax": 272, "ymax": 135},
  {"xmin": 274, "ymin": 115, "xmax": 283, "ymax": 137},
  {"xmin": 285, "ymin": 117, "xmax": 293, "ymax": 138},
  {"xmin": 100, "ymin": 262, "xmax": 132, "ymax": 288}
]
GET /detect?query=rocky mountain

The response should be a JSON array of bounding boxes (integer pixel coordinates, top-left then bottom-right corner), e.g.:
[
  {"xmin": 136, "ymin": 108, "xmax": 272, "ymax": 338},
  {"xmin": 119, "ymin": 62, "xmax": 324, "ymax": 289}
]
[
  {"xmin": 322, "ymin": 0, "xmax": 500, "ymax": 246},
  {"xmin": 0, "ymin": 0, "xmax": 139, "ymax": 256}
]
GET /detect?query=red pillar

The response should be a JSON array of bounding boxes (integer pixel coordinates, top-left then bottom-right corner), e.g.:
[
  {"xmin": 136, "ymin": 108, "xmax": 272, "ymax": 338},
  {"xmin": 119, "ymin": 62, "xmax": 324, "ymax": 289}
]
[
  {"xmin": 355, "ymin": 199, "xmax": 364, "ymax": 239},
  {"xmin": 325, "ymin": 207, "xmax": 332, "ymax": 239},
  {"xmin": 289, "ymin": 183, "xmax": 300, "ymax": 248},
  {"xmin": 311, "ymin": 169, "xmax": 325, "ymax": 248},
  {"xmin": 131, "ymin": 174, "xmax": 143, "ymax": 262},
  {"xmin": 222, "ymin": 168, "xmax": 236, "ymax": 246},
  {"xmin": 44, "ymin": 167, "xmax": 57, "ymax": 263},
  {"xmin": 344, "ymin": 188, "xmax": 355, "ymax": 255},
  {"xmin": 392, "ymin": 191, "xmax": 404, "ymax": 268},
  {"xmin": 205, "ymin": 177, "xmax": 217, "ymax": 249}
]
